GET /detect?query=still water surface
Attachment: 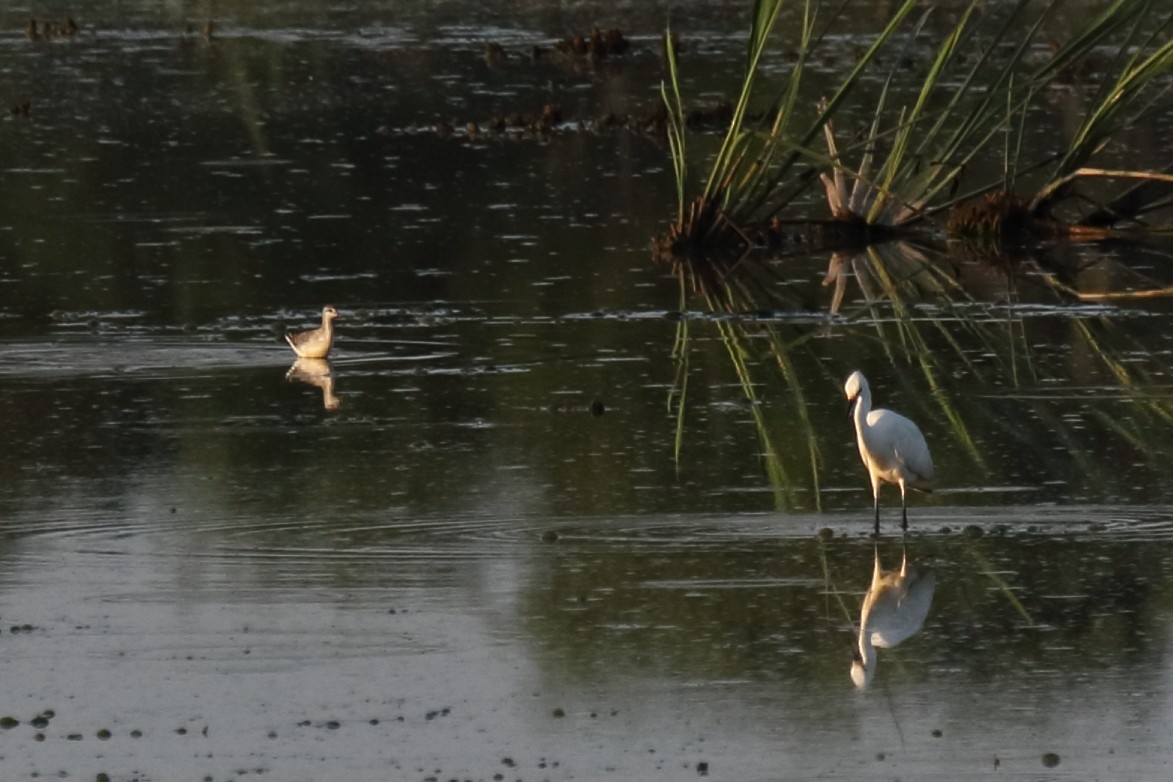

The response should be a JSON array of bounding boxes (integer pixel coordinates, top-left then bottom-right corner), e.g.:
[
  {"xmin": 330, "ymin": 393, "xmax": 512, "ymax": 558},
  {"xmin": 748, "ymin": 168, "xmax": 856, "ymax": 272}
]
[{"xmin": 3, "ymin": 2, "xmax": 1173, "ymax": 780}]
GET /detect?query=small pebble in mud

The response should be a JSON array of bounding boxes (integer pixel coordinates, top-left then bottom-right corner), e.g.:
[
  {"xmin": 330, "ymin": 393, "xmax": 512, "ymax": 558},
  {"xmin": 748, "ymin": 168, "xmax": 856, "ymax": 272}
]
[
  {"xmin": 696, "ymin": 760, "xmax": 709, "ymax": 776},
  {"xmin": 1042, "ymin": 752, "xmax": 1061, "ymax": 768},
  {"xmin": 326, "ymin": 720, "xmax": 340, "ymax": 730},
  {"xmin": 552, "ymin": 707, "xmax": 565, "ymax": 718},
  {"xmin": 501, "ymin": 757, "xmax": 516, "ymax": 767},
  {"xmin": 0, "ymin": 717, "xmax": 19, "ymax": 729},
  {"xmin": 817, "ymin": 528, "xmax": 833, "ymax": 541},
  {"xmin": 590, "ymin": 400, "xmax": 606, "ymax": 416},
  {"xmin": 33, "ymin": 732, "xmax": 44, "ymax": 742},
  {"xmin": 97, "ymin": 774, "xmax": 110, "ymax": 782},
  {"xmin": 876, "ymin": 752, "xmax": 886, "ymax": 761},
  {"xmin": 963, "ymin": 525, "xmax": 984, "ymax": 538},
  {"xmin": 130, "ymin": 729, "xmax": 142, "ymax": 738},
  {"xmin": 931, "ymin": 729, "xmax": 943, "ymax": 738},
  {"xmin": 96, "ymin": 728, "xmax": 111, "ymax": 740}
]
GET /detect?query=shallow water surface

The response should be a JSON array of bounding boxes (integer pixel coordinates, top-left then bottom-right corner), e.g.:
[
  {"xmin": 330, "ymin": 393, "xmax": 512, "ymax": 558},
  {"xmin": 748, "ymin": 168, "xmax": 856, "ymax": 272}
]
[
  {"xmin": 4, "ymin": 506, "xmax": 1173, "ymax": 781},
  {"xmin": 3, "ymin": 2, "xmax": 1173, "ymax": 780}
]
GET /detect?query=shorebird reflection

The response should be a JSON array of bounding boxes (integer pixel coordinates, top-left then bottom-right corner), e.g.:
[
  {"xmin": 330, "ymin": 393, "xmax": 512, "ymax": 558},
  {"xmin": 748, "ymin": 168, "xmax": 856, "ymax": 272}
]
[
  {"xmin": 286, "ymin": 357, "xmax": 340, "ymax": 410},
  {"xmin": 851, "ymin": 545, "xmax": 935, "ymax": 689}
]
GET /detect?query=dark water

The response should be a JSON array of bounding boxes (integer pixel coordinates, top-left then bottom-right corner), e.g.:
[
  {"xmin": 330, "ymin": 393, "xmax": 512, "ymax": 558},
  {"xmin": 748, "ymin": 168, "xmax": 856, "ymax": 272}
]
[{"xmin": 3, "ymin": 2, "xmax": 1173, "ymax": 780}]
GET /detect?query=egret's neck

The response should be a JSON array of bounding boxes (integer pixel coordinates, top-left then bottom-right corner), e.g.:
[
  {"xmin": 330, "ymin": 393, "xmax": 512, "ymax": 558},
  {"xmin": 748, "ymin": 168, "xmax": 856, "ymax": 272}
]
[
  {"xmin": 852, "ymin": 547, "xmax": 884, "ymax": 689},
  {"xmin": 852, "ymin": 387, "xmax": 873, "ymax": 432},
  {"xmin": 852, "ymin": 626, "xmax": 877, "ymax": 689}
]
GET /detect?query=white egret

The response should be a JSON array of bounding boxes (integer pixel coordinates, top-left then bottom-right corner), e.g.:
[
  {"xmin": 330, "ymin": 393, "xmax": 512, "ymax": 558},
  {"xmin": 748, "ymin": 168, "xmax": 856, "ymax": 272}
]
[
  {"xmin": 851, "ymin": 546, "xmax": 936, "ymax": 689},
  {"xmin": 285, "ymin": 305, "xmax": 338, "ymax": 359},
  {"xmin": 844, "ymin": 370, "xmax": 934, "ymax": 534}
]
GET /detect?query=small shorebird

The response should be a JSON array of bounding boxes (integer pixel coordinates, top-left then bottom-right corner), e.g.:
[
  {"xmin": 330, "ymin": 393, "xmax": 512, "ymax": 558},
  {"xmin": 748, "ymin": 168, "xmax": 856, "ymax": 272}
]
[
  {"xmin": 844, "ymin": 371, "xmax": 934, "ymax": 534},
  {"xmin": 851, "ymin": 546, "xmax": 936, "ymax": 689},
  {"xmin": 285, "ymin": 305, "xmax": 338, "ymax": 359}
]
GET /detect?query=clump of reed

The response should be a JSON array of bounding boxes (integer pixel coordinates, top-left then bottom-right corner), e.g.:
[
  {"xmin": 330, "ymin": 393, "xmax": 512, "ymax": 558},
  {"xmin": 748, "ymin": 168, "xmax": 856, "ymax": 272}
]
[
  {"xmin": 657, "ymin": 0, "xmax": 921, "ymax": 259},
  {"xmin": 657, "ymin": 0, "xmax": 1173, "ymax": 258}
]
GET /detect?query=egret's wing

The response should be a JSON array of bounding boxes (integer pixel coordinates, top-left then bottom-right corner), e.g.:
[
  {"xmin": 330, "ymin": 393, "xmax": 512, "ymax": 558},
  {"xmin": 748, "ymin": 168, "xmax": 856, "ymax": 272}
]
[
  {"xmin": 894, "ymin": 431, "xmax": 934, "ymax": 484},
  {"xmin": 868, "ymin": 408, "xmax": 934, "ymax": 483},
  {"xmin": 869, "ymin": 568, "xmax": 936, "ymax": 648}
]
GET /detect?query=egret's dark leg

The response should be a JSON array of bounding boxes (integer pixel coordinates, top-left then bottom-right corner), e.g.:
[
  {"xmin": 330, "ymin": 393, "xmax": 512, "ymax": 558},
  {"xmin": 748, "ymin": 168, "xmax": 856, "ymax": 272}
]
[
  {"xmin": 873, "ymin": 493, "xmax": 881, "ymax": 536},
  {"xmin": 900, "ymin": 484, "xmax": 909, "ymax": 532}
]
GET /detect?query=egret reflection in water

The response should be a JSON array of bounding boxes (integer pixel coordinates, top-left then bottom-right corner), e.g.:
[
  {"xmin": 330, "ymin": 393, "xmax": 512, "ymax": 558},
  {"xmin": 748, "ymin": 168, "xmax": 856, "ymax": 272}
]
[
  {"xmin": 851, "ymin": 545, "xmax": 936, "ymax": 689},
  {"xmin": 286, "ymin": 357, "xmax": 340, "ymax": 410}
]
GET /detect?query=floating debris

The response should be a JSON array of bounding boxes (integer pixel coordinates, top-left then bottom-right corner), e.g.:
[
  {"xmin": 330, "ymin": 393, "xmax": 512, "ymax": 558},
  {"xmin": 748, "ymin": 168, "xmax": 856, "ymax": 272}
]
[
  {"xmin": 182, "ymin": 18, "xmax": 216, "ymax": 44},
  {"xmin": 537, "ymin": 26, "xmax": 630, "ymax": 63},
  {"xmin": 24, "ymin": 16, "xmax": 77, "ymax": 40},
  {"xmin": 428, "ymin": 96, "xmax": 723, "ymax": 142},
  {"xmin": 484, "ymin": 42, "xmax": 507, "ymax": 66}
]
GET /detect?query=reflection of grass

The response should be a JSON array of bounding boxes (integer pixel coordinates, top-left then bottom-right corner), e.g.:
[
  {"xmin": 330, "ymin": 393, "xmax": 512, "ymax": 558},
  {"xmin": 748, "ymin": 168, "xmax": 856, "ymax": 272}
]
[
  {"xmin": 670, "ymin": 266, "xmax": 816, "ymax": 511},
  {"xmin": 716, "ymin": 318, "xmax": 794, "ymax": 510},
  {"xmin": 817, "ymin": 537, "xmax": 857, "ymax": 629},
  {"xmin": 670, "ymin": 235, "xmax": 1173, "ymax": 508},
  {"xmin": 668, "ymin": 248, "xmax": 825, "ymax": 510},
  {"xmin": 968, "ymin": 545, "xmax": 1033, "ymax": 625},
  {"xmin": 670, "ymin": 273, "xmax": 692, "ymax": 465}
]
